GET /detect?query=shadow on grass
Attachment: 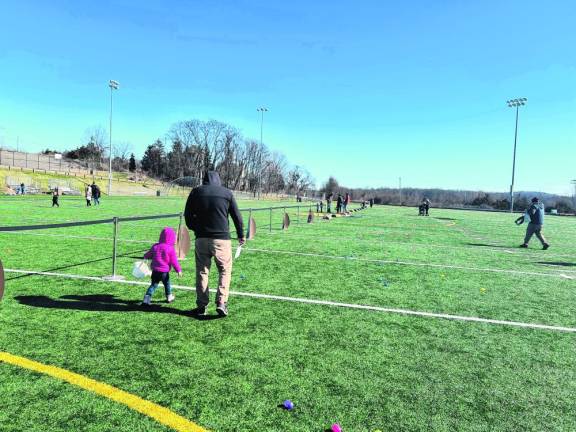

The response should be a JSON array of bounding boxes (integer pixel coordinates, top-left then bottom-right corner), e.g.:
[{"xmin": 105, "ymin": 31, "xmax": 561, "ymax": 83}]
[
  {"xmin": 537, "ymin": 261, "xmax": 576, "ymax": 267},
  {"xmin": 466, "ymin": 242, "xmax": 514, "ymax": 249},
  {"xmin": 5, "ymin": 248, "xmax": 149, "ymax": 281},
  {"xmin": 433, "ymin": 217, "xmax": 458, "ymax": 221},
  {"xmin": 14, "ymin": 293, "xmax": 224, "ymax": 321}
]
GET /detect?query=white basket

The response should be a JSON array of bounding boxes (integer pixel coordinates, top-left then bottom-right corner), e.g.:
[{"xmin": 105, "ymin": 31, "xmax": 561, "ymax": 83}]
[{"xmin": 132, "ymin": 261, "xmax": 152, "ymax": 278}]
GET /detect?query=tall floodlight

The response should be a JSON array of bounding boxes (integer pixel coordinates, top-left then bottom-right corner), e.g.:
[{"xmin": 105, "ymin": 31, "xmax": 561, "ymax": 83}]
[
  {"xmin": 257, "ymin": 107, "xmax": 268, "ymax": 199},
  {"xmin": 108, "ymin": 80, "xmax": 120, "ymax": 196},
  {"xmin": 506, "ymin": 98, "xmax": 527, "ymax": 212}
]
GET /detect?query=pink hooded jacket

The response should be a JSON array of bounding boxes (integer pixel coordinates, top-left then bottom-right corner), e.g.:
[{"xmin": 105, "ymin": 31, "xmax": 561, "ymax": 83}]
[{"xmin": 143, "ymin": 227, "xmax": 182, "ymax": 273}]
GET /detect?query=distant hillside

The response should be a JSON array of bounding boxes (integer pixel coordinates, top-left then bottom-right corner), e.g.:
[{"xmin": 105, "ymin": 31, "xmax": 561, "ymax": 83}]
[{"xmin": 0, "ymin": 167, "xmax": 179, "ymax": 197}]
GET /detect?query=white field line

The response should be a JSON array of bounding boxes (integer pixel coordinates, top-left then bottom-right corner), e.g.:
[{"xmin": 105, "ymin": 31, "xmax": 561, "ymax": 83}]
[
  {"xmin": 4, "ymin": 268, "xmax": 575, "ymax": 333},
  {"xmin": 243, "ymin": 247, "xmax": 576, "ymax": 279}
]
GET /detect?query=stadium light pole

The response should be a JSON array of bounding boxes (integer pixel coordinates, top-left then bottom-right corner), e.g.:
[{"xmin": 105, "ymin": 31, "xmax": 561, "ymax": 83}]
[
  {"xmin": 506, "ymin": 98, "xmax": 527, "ymax": 212},
  {"xmin": 108, "ymin": 80, "xmax": 119, "ymax": 196},
  {"xmin": 257, "ymin": 107, "xmax": 268, "ymax": 199}
]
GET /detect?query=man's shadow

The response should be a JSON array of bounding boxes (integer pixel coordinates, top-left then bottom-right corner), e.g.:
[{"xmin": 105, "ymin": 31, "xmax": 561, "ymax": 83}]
[
  {"xmin": 466, "ymin": 242, "xmax": 513, "ymax": 249},
  {"xmin": 536, "ymin": 261, "xmax": 576, "ymax": 268},
  {"xmin": 14, "ymin": 294, "xmax": 223, "ymax": 321}
]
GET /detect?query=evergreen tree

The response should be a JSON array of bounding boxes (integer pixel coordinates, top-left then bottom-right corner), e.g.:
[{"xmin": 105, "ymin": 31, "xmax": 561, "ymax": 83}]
[
  {"xmin": 129, "ymin": 153, "xmax": 136, "ymax": 172},
  {"xmin": 141, "ymin": 140, "xmax": 167, "ymax": 178},
  {"xmin": 167, "ymin": 139, "xmax": 185, "ymax": 180}
]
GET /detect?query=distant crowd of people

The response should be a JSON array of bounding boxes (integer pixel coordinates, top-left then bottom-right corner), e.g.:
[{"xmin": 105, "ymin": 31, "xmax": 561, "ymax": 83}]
[
  {"xmin": 50, "ymin": 182, "xmax": 102, "ymax": 208},
  {"xmin": 315, "ymin": 192, "xmax": 375, "ymax": 214}
]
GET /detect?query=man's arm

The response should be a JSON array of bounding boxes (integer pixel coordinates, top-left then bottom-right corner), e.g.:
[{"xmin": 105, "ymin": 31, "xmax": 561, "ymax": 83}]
[
  {"xmin": 184, "ymin": 191, "xmax": 197, "ymax": 231},
  {"xmin": 229, "ymin": 196, "xmax": 244, "ymax": 242}
]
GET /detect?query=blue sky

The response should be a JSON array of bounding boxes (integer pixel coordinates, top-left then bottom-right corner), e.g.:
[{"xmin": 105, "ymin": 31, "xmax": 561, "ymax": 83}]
[{"xmin": 1, "ymin": 0, "xmax": 574, "ymax": 194}]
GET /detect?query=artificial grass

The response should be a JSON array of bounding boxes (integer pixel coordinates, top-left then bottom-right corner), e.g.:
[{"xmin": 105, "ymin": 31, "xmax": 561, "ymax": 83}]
[{"xmin": 0, "ymin": 196, "xmax": 575, "ymax": 431}]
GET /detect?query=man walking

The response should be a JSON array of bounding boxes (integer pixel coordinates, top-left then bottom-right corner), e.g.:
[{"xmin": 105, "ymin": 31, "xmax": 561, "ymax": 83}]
[
  {"xmin": 91, "ymin": 182, "xmax": 101, "ymax": 205},
  {"xmin": 326, "ymin": 193, "xmax": 333, "ymax": 214},
  {"xmin": 422, "ymin": 198, "xmax": 431, "ymax": 216},
  {"xmin": 343, "ymin": 192, "xmax": 351, "ymax": 212},
  {"xmin": 336, "ymin": 194, "xmax": 343, "ymax": 213},
  {"xmin": 519, "ymin": 197, "xmax": 550, "ymax": 250},
  {"xmin": 184, "ymin": 171, "xmax": 244, "ymax": 317}
]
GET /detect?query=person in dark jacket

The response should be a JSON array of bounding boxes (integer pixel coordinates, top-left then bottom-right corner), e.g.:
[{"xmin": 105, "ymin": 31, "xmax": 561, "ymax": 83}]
[
  {"xmin": 336, "ymin": 194, "xmax": 343, "ymax": 213},
  {"xmin": 343, "ymin": 192, "xmax": 351, "ymax": 212},
  {"xmin": 184, "ymin": 171, "xmax": 244, "ymax": 317},
  {"xmin": 326, "ymin": 193, "xmax": 333, "ymax": 214},
  {"xmin": 52, "ymin": 188, "xmax": 59, "ymax": 207},
  {"xmin": 519, "ymin": 197, "xmax": 549, "ymax": 249},
  {"xmin": 91, "ymin": 182, "xmax": 101, "ymax": 205},
  {"xmin": 422, "ymin": 198, "xmax": 431, "ymax": 216}
]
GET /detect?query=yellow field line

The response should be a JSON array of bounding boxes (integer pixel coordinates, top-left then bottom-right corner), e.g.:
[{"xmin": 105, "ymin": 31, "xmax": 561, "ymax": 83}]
[{"xmin": 0, "ymin": 351, "xmax": 209, "ymax": 432}]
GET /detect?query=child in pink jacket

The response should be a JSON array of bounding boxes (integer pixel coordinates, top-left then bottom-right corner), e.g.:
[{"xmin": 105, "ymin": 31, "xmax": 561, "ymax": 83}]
[{"xmin": 142, "ymin": 227, "xmax": 182, "ymax": 305}]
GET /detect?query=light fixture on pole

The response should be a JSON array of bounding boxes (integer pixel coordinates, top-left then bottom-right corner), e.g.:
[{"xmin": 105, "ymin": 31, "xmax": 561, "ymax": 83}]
[
  {"xmin": 256, "ymin": 107, "xmax": 268, "ymax": 199},
  {"xmin": 506, "ymin": 97, "xmax": 527, "ymax": 212},
  {"xmin": 108, "ymin": 80, "xmax": 120, "ymax": 196}
]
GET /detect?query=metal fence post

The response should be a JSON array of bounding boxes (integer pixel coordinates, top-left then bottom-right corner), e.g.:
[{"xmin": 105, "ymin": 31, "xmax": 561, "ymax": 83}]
[
  {"xmin": 297, "ymin": 206, "xmax": 300, "ymax": 225},
  {"xmin": 112, "ymin": 217, "xmax": 119, "ymax": 277},
  {"xmin": 248, "ymin": 208, "xmax": 252, "ymax": 239},
  {"xmin": 269, "ymin": 207, "xmax": 272, "ymax": 232}
]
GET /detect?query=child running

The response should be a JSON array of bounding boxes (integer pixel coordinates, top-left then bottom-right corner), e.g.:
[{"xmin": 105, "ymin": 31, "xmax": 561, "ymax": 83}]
[
  {"xmin": 142, "ymin": 227, "xmax": 182, "ymax": 305},
  {"xmin": 52, "ymin": 188, "xmax": 60, "ymax": 207}
]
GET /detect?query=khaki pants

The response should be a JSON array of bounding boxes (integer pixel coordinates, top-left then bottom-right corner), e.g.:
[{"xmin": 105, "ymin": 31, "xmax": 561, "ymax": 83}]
[
  {"xmin": 524, "ymin": 223, "xmax": 547, "ymax": 246},
  {"xmin": 195, "ymin": 238, "xmax": 232, "ymax": 307}
]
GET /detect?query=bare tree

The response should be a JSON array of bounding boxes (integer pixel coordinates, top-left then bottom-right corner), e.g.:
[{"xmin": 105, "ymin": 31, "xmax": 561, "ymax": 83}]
[{"xmin": 112, "ymin": 141, "xmax": 132, "ymax": 171}]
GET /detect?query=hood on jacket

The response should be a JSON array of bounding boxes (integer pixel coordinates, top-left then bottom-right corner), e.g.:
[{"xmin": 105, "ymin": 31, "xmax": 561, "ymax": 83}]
[
  {"xmin": 159, "ymin": 227, "xmax": 177, "ymax": 245},
  {"xmin": 202, "ymin": 171, "xmax": 222, "ymax": 186}
]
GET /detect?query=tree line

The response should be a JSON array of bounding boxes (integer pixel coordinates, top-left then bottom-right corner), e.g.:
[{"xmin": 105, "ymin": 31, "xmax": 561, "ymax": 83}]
[
  {"xmin": 140, "ymin": 119, "xmax": 313, "ymax": 195},
  {"xmin": 51, "ymin": 121, "xmax": 573, "ymax": 212}
]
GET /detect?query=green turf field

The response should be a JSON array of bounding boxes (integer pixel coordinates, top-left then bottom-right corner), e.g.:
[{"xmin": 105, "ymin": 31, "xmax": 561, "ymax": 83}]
[{"xmin": 0, "ymin": 196, "xmax": 575, "ymax": 431}]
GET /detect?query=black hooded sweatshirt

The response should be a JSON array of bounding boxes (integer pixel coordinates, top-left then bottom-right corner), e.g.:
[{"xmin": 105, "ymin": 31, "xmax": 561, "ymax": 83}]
[{"xmin": 184, "ymin": 171, "xmax": 244, "ymax": 240}]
